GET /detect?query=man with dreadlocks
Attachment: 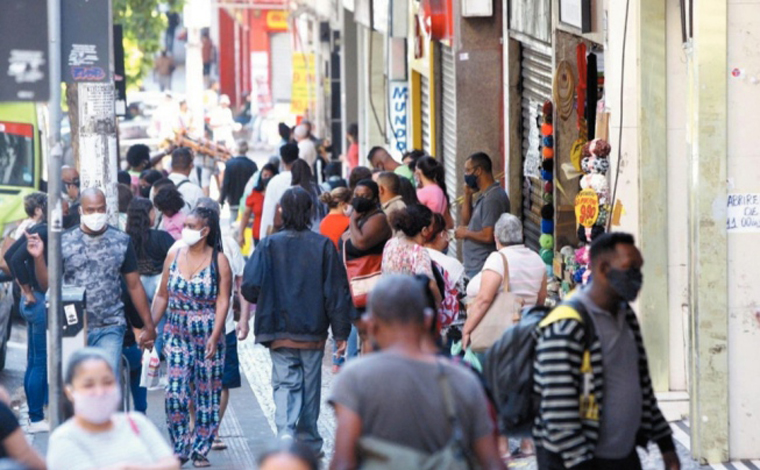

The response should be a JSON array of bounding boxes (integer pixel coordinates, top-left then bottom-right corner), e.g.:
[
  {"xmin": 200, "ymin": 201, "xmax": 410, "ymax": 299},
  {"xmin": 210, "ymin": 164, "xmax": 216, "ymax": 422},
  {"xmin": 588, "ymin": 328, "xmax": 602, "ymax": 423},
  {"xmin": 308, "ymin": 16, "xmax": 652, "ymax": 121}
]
[{"xmin": 151, "ymin": 204, "xmax": 232, "ymax": 467}]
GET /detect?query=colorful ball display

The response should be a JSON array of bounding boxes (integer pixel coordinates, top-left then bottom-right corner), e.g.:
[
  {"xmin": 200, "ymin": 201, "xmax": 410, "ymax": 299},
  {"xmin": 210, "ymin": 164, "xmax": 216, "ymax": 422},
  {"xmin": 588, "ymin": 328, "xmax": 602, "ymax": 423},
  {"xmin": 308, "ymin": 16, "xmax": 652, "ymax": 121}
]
[
  {"xmin": 539, "ymin": 233, "xmax": 554, "ymax": 250},
  {"xmin": 540, "ymin": 248, "xmax": 554, "ymax": 265}
]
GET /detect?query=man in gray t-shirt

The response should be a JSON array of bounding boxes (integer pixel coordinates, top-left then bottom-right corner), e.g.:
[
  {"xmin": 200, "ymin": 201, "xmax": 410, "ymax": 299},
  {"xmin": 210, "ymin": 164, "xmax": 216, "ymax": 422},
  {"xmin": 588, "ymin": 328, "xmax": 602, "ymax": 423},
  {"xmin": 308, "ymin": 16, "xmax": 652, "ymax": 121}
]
[
  {"xmin": 455, "ymin": 152, "xmax": 511, "ymax": 278},
  {"xmin": 329, "ymin": 275, "xmax": 505, "ymax": 470}
]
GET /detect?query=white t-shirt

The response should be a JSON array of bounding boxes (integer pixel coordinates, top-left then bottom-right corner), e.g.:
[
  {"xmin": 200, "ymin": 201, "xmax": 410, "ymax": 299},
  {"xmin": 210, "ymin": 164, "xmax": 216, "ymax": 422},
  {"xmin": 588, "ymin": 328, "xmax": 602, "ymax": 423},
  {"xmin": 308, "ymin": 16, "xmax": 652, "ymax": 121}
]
[
  {"xmin": 168, "ymin": 172, "xmax": 204, "ymax": 212},
  {"xmin": 426, "ymin": 247, "xmax": 466, "ymax": 288},
  {"xmin": 298, "ymin": 139, "xmax": 318, "ymax": 167},
  {"xmin": 466, "ymin": 245, "xmax": 546, "ymax": 306},
  {"xmin": 47, "ymin": 413, "xmax": 173, "ymax": 470},
  {"xmin": 258, "ymin": 171, "xmax": 292, "ymax": 239}
]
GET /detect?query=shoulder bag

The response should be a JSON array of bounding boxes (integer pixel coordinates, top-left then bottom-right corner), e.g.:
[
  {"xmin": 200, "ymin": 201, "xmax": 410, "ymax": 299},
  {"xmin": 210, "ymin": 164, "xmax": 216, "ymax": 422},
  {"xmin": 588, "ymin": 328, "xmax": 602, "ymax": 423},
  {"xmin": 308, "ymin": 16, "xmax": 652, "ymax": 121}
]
[
  {"xmin": 469, "ymin": 252, "xmax": 525, "ymax": 353},
  {"xmin": 343, "ymin": 239, "xmax": 382, "ymax": 309}
]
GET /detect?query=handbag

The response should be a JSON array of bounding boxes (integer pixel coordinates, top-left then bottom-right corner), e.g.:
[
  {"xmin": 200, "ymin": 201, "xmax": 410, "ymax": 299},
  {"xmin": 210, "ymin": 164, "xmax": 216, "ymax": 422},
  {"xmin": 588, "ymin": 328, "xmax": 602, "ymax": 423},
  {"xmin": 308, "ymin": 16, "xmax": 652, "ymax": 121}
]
[
  {"xmin": 343, "ymin": 241, "xmax": 383, "ymax": 309},
  {"xmin": 469, "ymin": 252, "xmax": 524, "ymax": 353},
  {"xmin": 357, "ymin": 362, "xmax": 476, "ymax": 470}
]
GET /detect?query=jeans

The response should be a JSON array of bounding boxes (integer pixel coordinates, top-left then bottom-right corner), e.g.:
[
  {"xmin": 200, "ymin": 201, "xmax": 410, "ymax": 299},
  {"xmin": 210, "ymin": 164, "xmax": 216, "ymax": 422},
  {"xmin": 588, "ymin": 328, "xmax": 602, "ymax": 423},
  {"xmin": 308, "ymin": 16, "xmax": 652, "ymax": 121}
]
[
  {"xmin": 122, "ymin": 344, "xmax": 147, "ymax": 413},
  {"xmin": 270, "ymin": 348, "xmax": 325, "ymax": 453},
  {"xmin": 87, "ymin": 325, "xmax": 127, "ymax": 376},
  {"xmin": 332, "ymin": 325, "xmax": 358, "ymax": 366},
  {"xmin": 536, "ymin": 446, "xmax": 642, "ymax": 470},
  {"xmin": 20, "ymin": 292, "xmax": 47, "ymax": 423}
]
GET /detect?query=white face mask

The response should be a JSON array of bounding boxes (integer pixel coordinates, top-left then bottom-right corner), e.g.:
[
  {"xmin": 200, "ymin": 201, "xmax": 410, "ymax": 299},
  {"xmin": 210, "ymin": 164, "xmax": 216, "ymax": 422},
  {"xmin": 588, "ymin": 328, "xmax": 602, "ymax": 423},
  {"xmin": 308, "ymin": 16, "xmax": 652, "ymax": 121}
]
[
  {"xmin": 72, "ymin": 387, "xmax": 120, "ymax": 424},
  {"xmin": 81, "ymin": 213, "xmax": 108, "ymax": 232},
  {"xmin": 181, "ymin": 228, "xmax": 204, "ymax": 246}
]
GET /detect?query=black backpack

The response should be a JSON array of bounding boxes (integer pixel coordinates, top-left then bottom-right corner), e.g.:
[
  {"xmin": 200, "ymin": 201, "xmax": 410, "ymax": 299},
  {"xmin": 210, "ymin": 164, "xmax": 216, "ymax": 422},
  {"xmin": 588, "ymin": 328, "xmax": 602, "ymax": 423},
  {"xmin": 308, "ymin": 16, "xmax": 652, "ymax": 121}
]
[{"xmin": 482, "ymin": 297, "xmax": 592, "ymax": 436}]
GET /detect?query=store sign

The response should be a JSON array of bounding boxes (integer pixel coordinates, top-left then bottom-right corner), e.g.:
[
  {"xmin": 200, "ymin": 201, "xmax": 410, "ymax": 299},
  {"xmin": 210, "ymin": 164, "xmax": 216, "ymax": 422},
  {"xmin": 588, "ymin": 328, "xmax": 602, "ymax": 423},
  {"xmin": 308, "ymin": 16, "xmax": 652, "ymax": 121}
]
[
  {"xmin": 62, "ymin": 0, "xmax": 112, "ymax": 83},
  {"xmin": 388, "ymin": 81, "xmax": 409, "ymax": 158},
  {"xmin": 575, "ymin": 189, "xmax": 599, "ymax": 228},
  {"xmin": 559, "ymin": 0, "xmax": 592, "ymax": 33},
  {"xmin": 0, "ymin": 0, "xmax": 49, "ymax": 101},
  {"xmin": 727, "ymin": 193, "xmax": 760, "ymax": 233},
  {"xmin": 290, "ymin": 53, "xmax": 316, "ymax": 115},
  {"xmin": 266, "ymin": 11, "xmax": 288, "ymax": 30}
]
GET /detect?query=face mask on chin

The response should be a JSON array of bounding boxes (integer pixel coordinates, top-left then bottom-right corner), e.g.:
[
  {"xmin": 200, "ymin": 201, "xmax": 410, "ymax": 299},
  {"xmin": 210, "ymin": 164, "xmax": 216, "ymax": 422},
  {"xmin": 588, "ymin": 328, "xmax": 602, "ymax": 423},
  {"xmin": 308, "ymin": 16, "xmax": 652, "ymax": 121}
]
[
  {"xmin": 81, "ymin": 213, "xmax": 108, "ymax": 233},
  {"xmin": 71, "ymin": 387, "xmax": 120, "ymax": 424},
  {"xmin": 607, "ymin": 267, "xmax": 643, "ymax": 302}
]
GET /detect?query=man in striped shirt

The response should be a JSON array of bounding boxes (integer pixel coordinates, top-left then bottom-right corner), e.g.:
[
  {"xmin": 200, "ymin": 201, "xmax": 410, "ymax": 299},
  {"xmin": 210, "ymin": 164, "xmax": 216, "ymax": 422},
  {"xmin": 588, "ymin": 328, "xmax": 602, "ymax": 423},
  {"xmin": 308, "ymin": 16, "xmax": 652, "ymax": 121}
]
[{"xmin": 533, "ymin": 233, "xmax": 680, "ymax": 470}]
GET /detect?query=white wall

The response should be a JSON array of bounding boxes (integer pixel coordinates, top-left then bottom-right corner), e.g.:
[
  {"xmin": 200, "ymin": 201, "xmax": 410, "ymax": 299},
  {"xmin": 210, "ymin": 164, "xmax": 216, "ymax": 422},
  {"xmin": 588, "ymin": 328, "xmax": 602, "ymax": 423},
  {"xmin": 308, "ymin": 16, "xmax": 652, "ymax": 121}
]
[{"xmin": 727, "ymin": 0, "xmax": 760, "ymax": 458}]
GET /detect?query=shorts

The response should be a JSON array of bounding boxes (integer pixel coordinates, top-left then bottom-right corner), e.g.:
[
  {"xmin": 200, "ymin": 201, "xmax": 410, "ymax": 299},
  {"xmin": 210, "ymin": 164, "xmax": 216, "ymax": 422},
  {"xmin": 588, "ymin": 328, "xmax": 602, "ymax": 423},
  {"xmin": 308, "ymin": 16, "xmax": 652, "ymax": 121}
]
[{"xmin": 222, "ymin": 331, "xmax": 242, "ymax": 389}]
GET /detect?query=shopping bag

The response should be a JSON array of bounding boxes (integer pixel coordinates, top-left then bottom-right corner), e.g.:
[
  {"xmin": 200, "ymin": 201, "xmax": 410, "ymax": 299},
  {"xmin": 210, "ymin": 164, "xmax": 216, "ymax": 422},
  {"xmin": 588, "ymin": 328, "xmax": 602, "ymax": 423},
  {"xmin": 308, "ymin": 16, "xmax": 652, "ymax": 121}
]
[{"xmin": 139, "ymin": 348, "xmax": 162, "ymax": 390}]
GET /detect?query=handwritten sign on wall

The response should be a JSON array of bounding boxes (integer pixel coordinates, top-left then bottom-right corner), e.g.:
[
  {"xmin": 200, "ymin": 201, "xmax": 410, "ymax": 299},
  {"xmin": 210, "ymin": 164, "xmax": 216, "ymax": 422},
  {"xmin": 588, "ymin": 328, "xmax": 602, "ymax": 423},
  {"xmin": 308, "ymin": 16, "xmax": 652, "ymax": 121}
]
[{"xmin": 727, "ymin": 193, "xmax": 760, "ymax": 233}]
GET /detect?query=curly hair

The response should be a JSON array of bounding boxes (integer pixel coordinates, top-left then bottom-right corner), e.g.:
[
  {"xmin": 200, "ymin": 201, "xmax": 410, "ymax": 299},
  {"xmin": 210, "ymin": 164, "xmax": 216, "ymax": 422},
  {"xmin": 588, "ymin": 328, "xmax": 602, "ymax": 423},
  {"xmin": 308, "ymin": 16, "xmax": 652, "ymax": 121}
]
[
  {"xmin": 23, "ymin": 192, "xmax": 47, "ymax": 221},
  {"xmin": 153, "ymin": 186, "xmax": 185, "ymax": 216},
  {"xmin": 389, "ymin": 204, "xmax": 433, "ymax": 238}
]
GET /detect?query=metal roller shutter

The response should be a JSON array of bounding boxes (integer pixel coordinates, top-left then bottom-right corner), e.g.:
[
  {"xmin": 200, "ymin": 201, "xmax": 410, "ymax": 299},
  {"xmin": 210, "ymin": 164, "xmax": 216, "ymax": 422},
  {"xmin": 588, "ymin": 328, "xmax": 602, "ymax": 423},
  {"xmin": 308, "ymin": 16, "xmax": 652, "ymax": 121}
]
[
  {"xmin": 421, "ymin": 74, "xmax": 432, "ymax": 155},
  {"xmin": 520, "ymin": 45, "xmax": 552, "ymax": 252},
  {"xmin": 440, "ymin": 45, "xmax": 458, "ymax": 257},
  {"xmin": 270, "ymin": 33, "xmax": 292, "ymax": 103}
]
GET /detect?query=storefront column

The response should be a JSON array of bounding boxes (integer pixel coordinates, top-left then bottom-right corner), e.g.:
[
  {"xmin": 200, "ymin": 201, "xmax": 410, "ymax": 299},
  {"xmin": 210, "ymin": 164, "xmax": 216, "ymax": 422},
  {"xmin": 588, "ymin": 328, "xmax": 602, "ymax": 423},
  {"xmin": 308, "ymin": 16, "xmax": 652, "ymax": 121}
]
[
  {"xmin": 638, "ymin": 0, "xmax": 669, "ymax": 392},
  {"xmin": 687, "ymin": 0, "xmax": 729, "ymax": 463}
]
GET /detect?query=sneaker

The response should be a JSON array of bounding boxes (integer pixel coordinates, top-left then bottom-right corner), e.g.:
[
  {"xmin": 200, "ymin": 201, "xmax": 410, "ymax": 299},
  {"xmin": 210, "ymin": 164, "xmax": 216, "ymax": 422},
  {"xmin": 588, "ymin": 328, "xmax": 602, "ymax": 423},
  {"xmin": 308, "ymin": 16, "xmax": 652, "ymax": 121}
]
[{"xmin": 27, "ymin": 420, "xmax": 50, "ymax": 434}]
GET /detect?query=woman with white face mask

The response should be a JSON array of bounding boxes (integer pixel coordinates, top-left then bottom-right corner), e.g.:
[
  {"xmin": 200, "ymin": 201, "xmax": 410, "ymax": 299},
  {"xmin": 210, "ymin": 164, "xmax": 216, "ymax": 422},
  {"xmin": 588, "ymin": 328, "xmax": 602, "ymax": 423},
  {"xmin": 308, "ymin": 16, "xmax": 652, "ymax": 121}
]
[
  {"xmin": 152, "ymin": 207, "xmax": 232, "ymax": 467},
  {"xmin": 47, "ymin": 348, "xmax": 179, "ymax": 470}
]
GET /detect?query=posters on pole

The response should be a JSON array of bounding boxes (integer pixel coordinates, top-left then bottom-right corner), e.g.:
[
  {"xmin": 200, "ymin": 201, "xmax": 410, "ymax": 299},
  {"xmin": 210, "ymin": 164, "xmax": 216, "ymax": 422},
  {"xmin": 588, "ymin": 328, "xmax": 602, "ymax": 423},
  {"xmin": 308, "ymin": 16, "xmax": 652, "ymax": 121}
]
[
  {"xmin": 388, "ymin": 81, "xmax": 409, "ymax": 160},
  {"xmin": 290, "ymin": 53, "xmax": 316, "ymax": 116},
  {"xmin": 727, "ymin": 193, "xmax": 760, "ymax": 233},
  {"xmin": 0, "ymin": 0, "xmax": 49, "ymax": 101},
  {"xmin": 62, "ymin": 0, "xmax": 112, "ymax": 83}
]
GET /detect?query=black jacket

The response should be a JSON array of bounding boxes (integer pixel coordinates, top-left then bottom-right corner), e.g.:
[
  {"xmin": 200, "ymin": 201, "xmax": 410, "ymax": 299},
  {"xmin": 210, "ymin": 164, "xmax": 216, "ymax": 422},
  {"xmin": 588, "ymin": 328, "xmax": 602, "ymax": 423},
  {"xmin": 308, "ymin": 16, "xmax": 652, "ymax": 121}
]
[{"xmin": 241, "ymin": 229, "xmax": 354, "ymax": 345}]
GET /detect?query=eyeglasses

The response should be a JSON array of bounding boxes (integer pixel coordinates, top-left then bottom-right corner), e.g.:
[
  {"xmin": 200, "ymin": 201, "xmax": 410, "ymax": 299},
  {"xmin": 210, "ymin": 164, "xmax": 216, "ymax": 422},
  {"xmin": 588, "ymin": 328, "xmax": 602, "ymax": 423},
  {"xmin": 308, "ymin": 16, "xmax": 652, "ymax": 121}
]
[{"xmin": 63, "ymin": 180, "xmax": 80, "ymax": 188}]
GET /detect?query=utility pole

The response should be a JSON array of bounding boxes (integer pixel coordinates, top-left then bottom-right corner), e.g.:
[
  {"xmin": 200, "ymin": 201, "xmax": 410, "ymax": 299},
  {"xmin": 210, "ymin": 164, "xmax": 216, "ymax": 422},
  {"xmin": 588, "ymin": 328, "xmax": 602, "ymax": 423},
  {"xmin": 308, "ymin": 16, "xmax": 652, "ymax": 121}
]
[{"xmin": 46, "ymin": 0, "xmax": 64, "ymax": 429}]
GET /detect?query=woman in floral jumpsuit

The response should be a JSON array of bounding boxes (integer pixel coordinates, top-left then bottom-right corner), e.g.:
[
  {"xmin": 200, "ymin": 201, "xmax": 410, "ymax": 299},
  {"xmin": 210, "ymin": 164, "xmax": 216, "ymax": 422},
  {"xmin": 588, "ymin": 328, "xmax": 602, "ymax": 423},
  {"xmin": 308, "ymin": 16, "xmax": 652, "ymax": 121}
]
[{"xmin": 152, "ymin": 207, "xmax": 232, "ymax": 467}]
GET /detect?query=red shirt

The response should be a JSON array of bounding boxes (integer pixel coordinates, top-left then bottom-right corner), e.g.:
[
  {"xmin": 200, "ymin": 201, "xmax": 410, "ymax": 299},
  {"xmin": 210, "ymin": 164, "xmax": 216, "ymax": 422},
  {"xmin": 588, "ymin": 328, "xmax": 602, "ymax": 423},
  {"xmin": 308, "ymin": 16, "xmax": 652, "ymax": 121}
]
[
  {"xmin": 319, "ymin": 213, "xmax": 350, "ymax": 249},
  {"xmin": 346, "ymin": 142, "xmax": 359, "ymax": 172},
  {"xmin": 245, "ymin": 190, "xmax": 265, "ymax": 240}
]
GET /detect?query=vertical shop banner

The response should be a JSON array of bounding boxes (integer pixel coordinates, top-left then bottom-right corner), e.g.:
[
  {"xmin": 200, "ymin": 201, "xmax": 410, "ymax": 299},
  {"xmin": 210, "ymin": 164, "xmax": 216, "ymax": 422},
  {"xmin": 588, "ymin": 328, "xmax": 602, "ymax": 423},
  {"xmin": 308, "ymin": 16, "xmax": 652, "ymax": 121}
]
[
  {"xmin": 388, "ymin": 81, "xmax": 409, "ymax": 158},
  {"xmin": 0, "ymin": 0, "xmax": 49, "ymax": 101},
  {"xmin": 62, "ymin": 0, "xmax": 112, "ymax": 83},
  {"xmin": 290, "ymin": 53, "xmax": 316, "ymax": 116}
]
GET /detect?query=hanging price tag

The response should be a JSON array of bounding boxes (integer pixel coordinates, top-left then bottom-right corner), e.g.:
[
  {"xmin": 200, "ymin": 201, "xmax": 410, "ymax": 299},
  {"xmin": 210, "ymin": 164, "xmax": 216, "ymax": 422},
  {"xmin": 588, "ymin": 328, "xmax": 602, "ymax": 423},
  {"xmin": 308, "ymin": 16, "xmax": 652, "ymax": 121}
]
[{"xmin": 575, "ymin": 189, "xmax": 600, "ymax": 228}]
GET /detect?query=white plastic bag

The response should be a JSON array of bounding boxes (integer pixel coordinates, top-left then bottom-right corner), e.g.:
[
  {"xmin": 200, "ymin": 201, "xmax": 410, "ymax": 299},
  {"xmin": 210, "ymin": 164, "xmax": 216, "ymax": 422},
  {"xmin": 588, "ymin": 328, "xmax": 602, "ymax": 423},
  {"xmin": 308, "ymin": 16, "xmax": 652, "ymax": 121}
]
[{"xmin": 139, "ymin": 348, "xmax": 162, "ymax": 390}]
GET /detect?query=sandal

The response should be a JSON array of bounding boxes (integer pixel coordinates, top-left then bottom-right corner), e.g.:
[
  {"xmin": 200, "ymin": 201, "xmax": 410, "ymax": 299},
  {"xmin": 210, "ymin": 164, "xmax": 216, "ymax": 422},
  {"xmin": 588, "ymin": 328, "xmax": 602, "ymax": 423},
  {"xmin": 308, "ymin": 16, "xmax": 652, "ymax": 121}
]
[
  {"xmin": 211, "ymin": 438, "xmax": 227, "ymax": 451},
  {"xmin": 193, "ymin": 457, "xmax": 211, "ymax": 468}
]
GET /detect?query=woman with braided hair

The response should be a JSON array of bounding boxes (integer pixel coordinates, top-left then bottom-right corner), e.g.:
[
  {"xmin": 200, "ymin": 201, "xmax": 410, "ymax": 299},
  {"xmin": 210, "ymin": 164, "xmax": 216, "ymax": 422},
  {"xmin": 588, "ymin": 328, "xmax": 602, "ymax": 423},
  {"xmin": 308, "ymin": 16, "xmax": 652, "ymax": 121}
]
[{"xmin": 151, "ymin": 206, "xmax": 232, "ymax": 467}]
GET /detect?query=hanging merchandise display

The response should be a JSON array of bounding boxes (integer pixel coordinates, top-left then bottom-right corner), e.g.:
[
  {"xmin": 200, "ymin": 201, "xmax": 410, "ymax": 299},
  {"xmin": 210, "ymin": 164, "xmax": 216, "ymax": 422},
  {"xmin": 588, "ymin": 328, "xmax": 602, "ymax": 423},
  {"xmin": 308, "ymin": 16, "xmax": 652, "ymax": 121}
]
[{"xmin": 539, "ymin": 100, "xmax": 555, "ymax": 275}]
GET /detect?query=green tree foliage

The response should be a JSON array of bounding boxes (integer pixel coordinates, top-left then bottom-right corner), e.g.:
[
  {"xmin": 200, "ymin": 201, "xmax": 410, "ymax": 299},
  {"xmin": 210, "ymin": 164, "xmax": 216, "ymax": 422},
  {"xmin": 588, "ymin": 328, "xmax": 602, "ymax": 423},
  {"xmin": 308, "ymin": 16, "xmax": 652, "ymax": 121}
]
[{"xmin": 113, "ymin": 0, "xmax": 184, "ymax": 90}]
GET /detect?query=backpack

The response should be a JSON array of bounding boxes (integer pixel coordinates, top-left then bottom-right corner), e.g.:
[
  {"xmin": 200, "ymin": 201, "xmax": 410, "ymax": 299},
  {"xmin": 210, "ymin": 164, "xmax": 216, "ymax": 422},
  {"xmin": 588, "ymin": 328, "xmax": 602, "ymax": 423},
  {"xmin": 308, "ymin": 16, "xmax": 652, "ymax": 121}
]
[{"xmin": 482, "ymin": 297, "xmax": 593, "ymax": 436}]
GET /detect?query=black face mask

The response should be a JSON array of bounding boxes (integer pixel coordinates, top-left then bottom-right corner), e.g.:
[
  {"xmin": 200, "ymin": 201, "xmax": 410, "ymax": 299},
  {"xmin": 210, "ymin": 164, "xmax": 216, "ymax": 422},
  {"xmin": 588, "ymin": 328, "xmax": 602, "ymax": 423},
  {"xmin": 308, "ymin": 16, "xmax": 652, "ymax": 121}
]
[
  {"xmin": 139, "ymin": 186, "xmax": 151, "ymax": 198},
  {"xmin": 351, "ymin": 197, "xmax": 375, "ymax": 213},
  {"xmin": 607, "ymin": 267, "xmax": 643, "ymax": 302}
]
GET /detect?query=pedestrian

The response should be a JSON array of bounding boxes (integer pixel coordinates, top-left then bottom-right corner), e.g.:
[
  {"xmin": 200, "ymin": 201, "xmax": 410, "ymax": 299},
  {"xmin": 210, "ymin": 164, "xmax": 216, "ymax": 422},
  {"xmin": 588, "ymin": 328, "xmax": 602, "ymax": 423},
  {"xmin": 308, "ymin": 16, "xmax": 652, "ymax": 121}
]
[
  {"xmin": 127, "ymin": 144, "xmax": 152, "ymax": 189},
  {"xmin": 403, "ymin": 148, "xmax": 426, "ymax": 172},
  {"xmin": 61, "ymin": 165, "xmax": 82, "ymax": 227},
  {"xmin": 210, "ymin": 95, "xmax": 238, "ymax": 148},
  {"xmin": 294, "ymin": 124, "xmax": 318, "ymax": 168},
  {"xmin": 47, "ymin": 348, "xmax": 180, "ymax": 470},
  {"xmin": 376, "ymin": 171, "xmax": 407, "ymax": 236},
  {"xmin": 3, "ymin": 193, "xmax": 49, "ymax": 433},
  {"xmin": 278, "ymin": 122, "xmax": 291, "ymax": 147},
  {"xmin": 259, "ymin": 143, "xmax": 298, "ymax": 239},
  {"xmin": 533, "ymin": 233, "xmax": 679, "ymax": 470},
  {"xmin": 464, "ymin": 213, "xmax": 547, "ymax": 348},
  {"xmin": 139, "ymin": 169, "xmax": 165, "ymax": 199},
  {"xmin": 177, "ymin": 99, "xmax": 201, "ymax": 139},
  {"xmin": 0, "ymin": 191, "xmax": 45, "ymax": 282},
  {"xmin": 259, "ymin": 441, "xmax": 320, "ymax": 470},
  {"xmin": 286, "ymin": 159, "xmax": 326, "ymax": 233},
  {"xmin": 219, "ymin": 140, "xmax": 258, "ymax": 222},
  {"xmin": 347, "ymin": 166, "xmax": 372, "ymax": 192},
  {"xmin": 340, "ymin": 123, "xmax": 359, "ymax": 173},
  {"xmin": 321, "ymin": 161, "xmax": 348, "ymax": 192},
  {"xmin": 455, "ymin": 152, "xmax": 511, "ymax": 278},
  {"xmin": 28, "ymin": 188, "xmax": 157, "ymax": 373},
  {"xmin": 367, "ymin": 146, "xmax": 414, "ymax": 182},
  {"xmin": 319, "ymin": 187, "xmax": 352, "ymax": 249},
  {"xmin": 118, "ymin": 183, "xmax": 133, "ymax": 230},
  {"xmin": 167, "ymin": 147, "xmax": 204, "ymax": 211},
  {"xmin": 423, "ymin": 213, "xmax": 466, "ymax": 335},
  {"xmin": 151, "ymin": 206, "xmax": 232, "ymax": 467},
  {"xmin": 329, "ymin": 275, "xmax": 506, "ymax": 470},
  {"xmin": 201, "ymin": 33, "xmax": 215, "ymax": 87},
  {"xmin": 165, "ymin": 12, "xmax": 180, "ymax": 52},
  {"xmin": 301, "ymin": 119, "xmax": 321, "ymax": 145},
  {"xmin": 154, "ymin": 186, "xmax": 187, "ymax": 240},
  {"xmin": 416, "ymin": 156, "xmax": 454, "ymax": 229},
  {"xmin": 242, "ymin": 187, "xmax": 354, "ymax": 456},
  {"xmin": 154, "ymin": 50, "xmax": 175, "ymax": 91},
  {"xmin": 0, "ymin": 385, "xmax": 45, "ymax": 469},
  {"xmin": 239, "ymin": 163, "xmax": 278, "ymax": 248}
]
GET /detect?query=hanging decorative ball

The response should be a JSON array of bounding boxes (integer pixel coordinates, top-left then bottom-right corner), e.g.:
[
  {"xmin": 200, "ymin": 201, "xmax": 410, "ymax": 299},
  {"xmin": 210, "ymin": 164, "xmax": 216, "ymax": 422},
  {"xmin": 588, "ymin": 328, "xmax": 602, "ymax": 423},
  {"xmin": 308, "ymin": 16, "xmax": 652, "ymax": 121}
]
[
  {"xmin": 539, "ymin": 233, "xmax": 554, "ymax": 250},
  {"xmin": 542, "ymin": 100, "xmax": 554, "ymax": 117},
  {"xmin": 574, "ymin": 266, "xmax": 587, "ymax": 284},
  {"xmin": 543, "ymin": 192, "xmax": 554, "ymax": 204},
  {"xmin": 588, "ymin": 138, "xmax": 612, "ymax": 158},
  {"xmin": 541, "ymin": 219, "xmax": 554, "ymax": 234},
  {"xmin": 541, "ymin": 170, "xmax": 553, "ymax": 182},
  {"xmin": 544, "ymin": 181, "xmax": 553, "ymax": 193},
  {"xmin": 540, "ymin": 204, "xmax": 554, "ymax": 220},
  {"xmin": 541, "ymin": 123, "xmax": 554, "ymax": 137},
  {"xmin": 542, "ymin": 147, "xmax": 555, "ymax": 159},
  {"xmin": 542, "ymin": 136, "xmax": 554, "ymax": 148},
  {"xmin": 540, "ymin": 248, "xmax": 554, "ymax": 265},
  {"xmin": 542, "ymin": 159, "xmax": 554, "ymax": 172}
]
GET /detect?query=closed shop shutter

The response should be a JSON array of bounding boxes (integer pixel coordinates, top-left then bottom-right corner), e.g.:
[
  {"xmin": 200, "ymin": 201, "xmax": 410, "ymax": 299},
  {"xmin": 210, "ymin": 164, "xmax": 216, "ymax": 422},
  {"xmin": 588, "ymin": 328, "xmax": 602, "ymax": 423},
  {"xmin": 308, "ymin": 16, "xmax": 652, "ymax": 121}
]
[
  {"xmin": 440, "ymin": 45, "xmax": 458, "ymax": 257},
  {"xmin": 421, "ymin": 74, "xmax": 432, "ymax": 155},
  {"xmin": 520, "ymin": 45, "xmax": 552, "ymax": 252},
  {"xmin": 270, "ymin": 32, "xmax": 292, "ymax": 103}
]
